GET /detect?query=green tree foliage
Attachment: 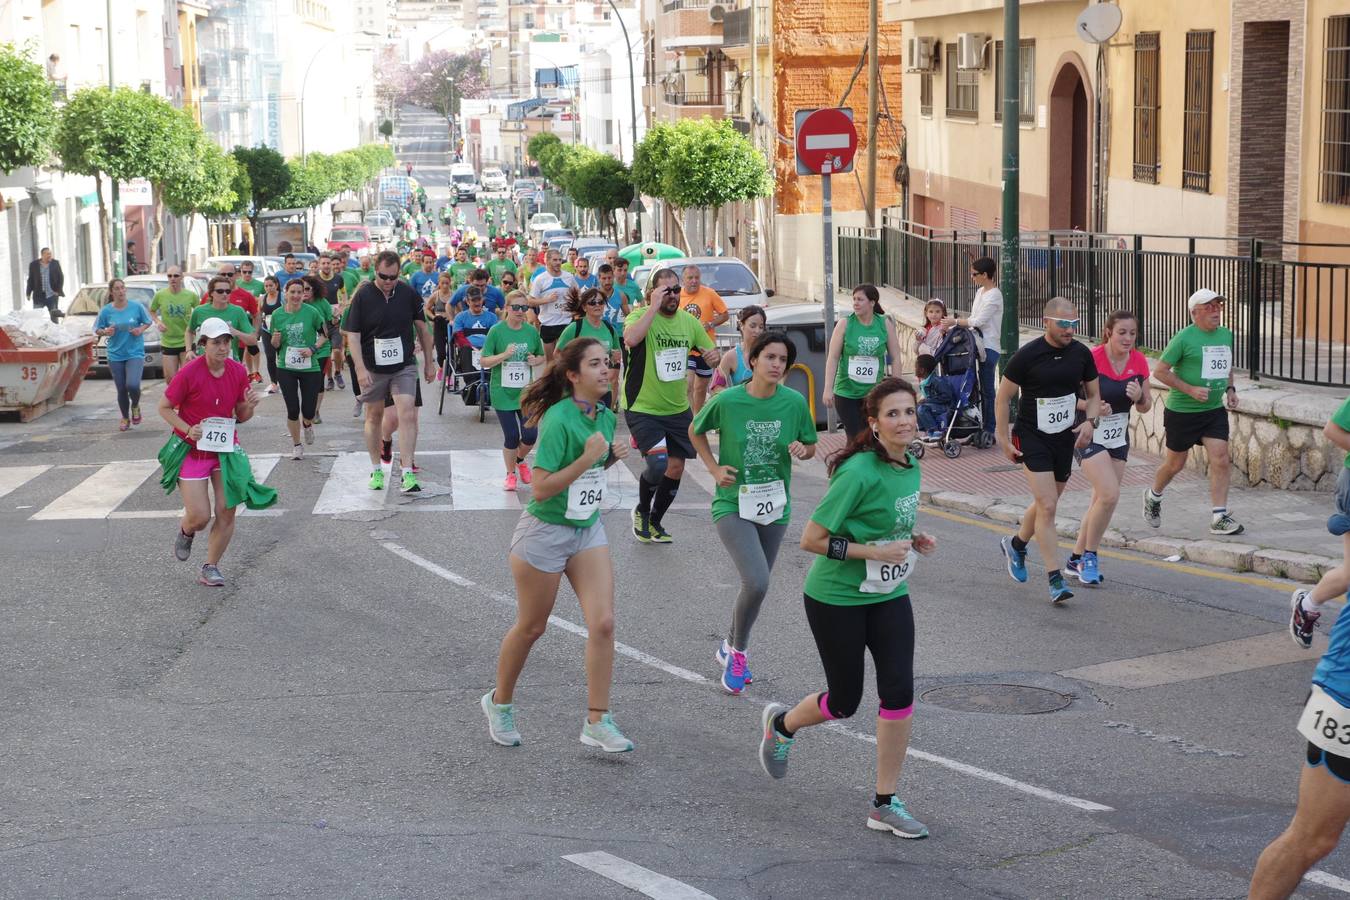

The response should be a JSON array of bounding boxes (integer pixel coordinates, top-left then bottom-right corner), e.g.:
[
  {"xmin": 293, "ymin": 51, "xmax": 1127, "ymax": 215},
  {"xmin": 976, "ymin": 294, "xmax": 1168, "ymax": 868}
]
[
  {"xmin": 378, "ymin": 119, "xmax": 393, "ymax": 138},
  {"xmin": 526, "ymin": 132, "xmax": 561, "ymax": 166},
  {"xmin": 232, "ymin": 145, "xmax": 291, "ymax": 229},
  {"xmin": 164, "ymin": 136, "xmax": 246, "ymax": 257},
  {"xmin": 0, "ymin": 43, "xmax": 56, "ymax": 174},
  {"xmin": 277, "ymin": 145, "xmax": 395, "ymax": 211}
]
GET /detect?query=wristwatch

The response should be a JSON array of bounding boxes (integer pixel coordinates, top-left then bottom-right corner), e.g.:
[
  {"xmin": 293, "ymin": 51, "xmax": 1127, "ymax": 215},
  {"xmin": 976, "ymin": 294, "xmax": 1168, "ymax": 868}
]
[{"xmin": 1088, "ymin": 416, "xmax": 1101, "ymax": 428}]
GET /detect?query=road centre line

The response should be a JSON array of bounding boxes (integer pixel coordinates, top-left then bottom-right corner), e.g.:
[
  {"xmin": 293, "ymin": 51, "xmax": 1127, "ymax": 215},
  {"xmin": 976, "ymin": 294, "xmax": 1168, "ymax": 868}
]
[
  {"xmin": 919, "ymin": 505, "xmax": 1297, "ymax": 593},
  {"xmin": 382, "ymin": 541, "xmax": 1114, "ymax": 814},
  {"xmin": 563, "ymin": 851, "xmax": 717, "ymax": 900}
]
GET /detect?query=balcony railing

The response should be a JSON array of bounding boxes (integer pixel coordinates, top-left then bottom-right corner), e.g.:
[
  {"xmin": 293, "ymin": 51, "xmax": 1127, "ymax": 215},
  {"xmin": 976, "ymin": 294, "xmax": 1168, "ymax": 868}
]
[
  {"xmin": 721, "ymin": 4, "xmax": 768, "ymax": 48},
  {"xmin": 664, "ymin": 89, "xmax": 720, "ymax": 105}
]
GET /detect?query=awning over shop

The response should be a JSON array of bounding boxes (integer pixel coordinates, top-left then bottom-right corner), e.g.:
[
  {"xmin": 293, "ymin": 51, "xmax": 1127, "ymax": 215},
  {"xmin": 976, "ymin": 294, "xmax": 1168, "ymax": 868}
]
[{"xmin": 507, "ymin": 97, "xmax": 549, "ymax": 121}]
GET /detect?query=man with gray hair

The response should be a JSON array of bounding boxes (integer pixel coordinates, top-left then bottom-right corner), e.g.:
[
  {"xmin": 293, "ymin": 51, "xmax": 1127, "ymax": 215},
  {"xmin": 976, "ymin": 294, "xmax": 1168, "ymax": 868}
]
[{"xmin": 25, "ymin": 247, "xmax": 64, "ymax": 322}]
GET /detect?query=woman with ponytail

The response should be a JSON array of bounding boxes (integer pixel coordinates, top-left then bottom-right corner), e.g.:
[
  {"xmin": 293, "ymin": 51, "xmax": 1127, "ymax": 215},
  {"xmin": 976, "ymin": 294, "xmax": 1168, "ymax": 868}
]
[
  {"xmin": 757, "ymin": 377, "xmax": 938, "ymax": 840},
  {"xmin": 481, "ymin": 338, "xmax": 636, "ymax": 754}
]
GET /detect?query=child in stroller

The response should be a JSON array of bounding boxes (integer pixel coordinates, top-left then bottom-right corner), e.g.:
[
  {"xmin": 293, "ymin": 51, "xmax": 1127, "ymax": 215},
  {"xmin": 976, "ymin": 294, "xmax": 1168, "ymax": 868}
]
[{"xmin": 908, "ymin": 325, "xmax": 990, "ymax": 459}]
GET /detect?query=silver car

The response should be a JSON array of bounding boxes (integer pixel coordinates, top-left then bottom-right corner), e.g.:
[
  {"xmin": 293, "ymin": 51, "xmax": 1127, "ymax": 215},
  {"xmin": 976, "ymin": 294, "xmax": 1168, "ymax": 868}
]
[{"xmin": 67, "ymin": 274, "xmax": 207, "ymax": 377}]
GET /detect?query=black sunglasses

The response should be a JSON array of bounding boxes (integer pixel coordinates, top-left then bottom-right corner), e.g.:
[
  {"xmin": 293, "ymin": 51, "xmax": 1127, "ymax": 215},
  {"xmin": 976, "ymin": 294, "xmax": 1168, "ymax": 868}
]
[
  {"xmin": 584, "ymin": 298, "xmax": 605, "ymax": 307},
  {"xmin": 375, "ymin": 272, "xmax": 399, "ymax": 281},
  {"xmin": 212, "ymin": 288, "xmax": 230, "ymax": 295},
  {"xmin": 509, "ymin": 304, "xmax": 529, "ymax": 311}
]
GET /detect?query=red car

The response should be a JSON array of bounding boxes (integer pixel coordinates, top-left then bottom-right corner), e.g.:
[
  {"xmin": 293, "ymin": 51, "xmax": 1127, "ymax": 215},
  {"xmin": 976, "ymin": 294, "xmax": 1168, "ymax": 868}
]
[{"xmin": 326, "ymin": 225, "xmax": 372, "ymax": 253}]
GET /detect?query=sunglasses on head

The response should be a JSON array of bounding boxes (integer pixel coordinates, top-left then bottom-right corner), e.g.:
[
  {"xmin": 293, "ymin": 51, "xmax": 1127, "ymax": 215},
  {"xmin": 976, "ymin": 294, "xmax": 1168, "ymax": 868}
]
[
  {"xmin": 1049, "ymin": 318, "xmax": 1080, "ymax": 329},
  {"xmin": 509, "ymin": 304, "xmax": 529, "ymax": 311}
]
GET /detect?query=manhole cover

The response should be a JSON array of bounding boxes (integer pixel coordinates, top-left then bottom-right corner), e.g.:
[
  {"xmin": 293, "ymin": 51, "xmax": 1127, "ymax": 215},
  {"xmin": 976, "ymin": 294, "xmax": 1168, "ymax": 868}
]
[{"xmin": 920, "ymin": 683, "xmax": 1072, "ymax": 715}]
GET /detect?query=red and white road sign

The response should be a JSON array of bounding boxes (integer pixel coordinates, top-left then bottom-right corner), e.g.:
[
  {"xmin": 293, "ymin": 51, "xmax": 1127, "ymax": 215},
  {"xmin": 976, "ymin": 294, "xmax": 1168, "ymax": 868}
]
[{"xmin": 794, "ymin": 107, "xmax": 857, "ymax": 176}]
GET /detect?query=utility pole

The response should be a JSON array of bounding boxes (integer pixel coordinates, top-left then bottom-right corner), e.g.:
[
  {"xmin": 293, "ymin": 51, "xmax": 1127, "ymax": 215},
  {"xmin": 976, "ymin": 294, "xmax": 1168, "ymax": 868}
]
[
  {"xmin": 864, "ymin": 0, "xmax": 879, "ymax": 228},
  {"xmin": 107, "ymin": 0, "xmax": 123, "ymax": 279},
  {"xmin": 999, "ymin": 0, "xmax": 1020, "ymax": 369}
]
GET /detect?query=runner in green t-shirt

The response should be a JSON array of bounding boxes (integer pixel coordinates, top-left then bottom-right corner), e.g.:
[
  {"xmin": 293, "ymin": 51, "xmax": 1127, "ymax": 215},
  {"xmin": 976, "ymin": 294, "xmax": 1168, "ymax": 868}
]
[
  {"xmin": 486, "ymin": 246, "xmax": 519, "ymax": 285},
  {"xmin": 556, "ymin": 287, "xmax": 623, "ymax": 401},
  {"xmin": 481, "ymin": 336, "xmax": 635, "ymax": 754},
  {"xmin": 481, "ymin": 304, "xmax": 545, "ymax": 491},
  {"xmin": 1144, "ymin": 288, "xmax": 1243, "ymax": 536},
  {"xmin": 269, "ymin": 279, "xmax": 329, "ymax": 457},
  {"xmin": 690, "ymin": 332, "xmax": 817, "ymax": 695},
  {"xmin": 755, "ymin": 377, "xmax": 936, "ymax": 843},
  {"xmin": 449, "ymin": 246, "xmax": 476, "ymax": 287},
  {"xmin": 621, "ymin": 268, "xmax": 719, "ymax": 544},
  {"xmin": 301, "ymin": 276, "xmax": 336, "ymax": 424},
  {"xmin": 149, "ymin": 267, "xmax": 197, "ymax": 381},
  {"xmin": 823, "ymin": 285, "xmax": 901, "ymax": 440},
  {"xmin": 187, "ymin": 277, "xmax": 256, "ymax": 361},
  {"xmin": 235, "ymin": 261, "xmax": 265, "ymax": 298}
]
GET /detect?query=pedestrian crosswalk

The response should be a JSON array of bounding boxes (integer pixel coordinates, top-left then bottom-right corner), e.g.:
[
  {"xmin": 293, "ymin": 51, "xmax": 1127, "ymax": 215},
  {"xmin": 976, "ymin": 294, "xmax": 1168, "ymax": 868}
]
[{"xmin": 0, "ymin": 450, "xmax": 748, "ymax": 522}]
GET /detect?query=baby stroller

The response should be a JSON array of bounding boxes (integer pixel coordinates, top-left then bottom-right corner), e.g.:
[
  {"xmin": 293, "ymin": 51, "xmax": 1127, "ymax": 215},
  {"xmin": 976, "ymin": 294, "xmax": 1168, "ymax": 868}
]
[
  {"xmin": 909, "ymin": 325, "xmax": 991, "ymax": 460},
  {"xmin": 438, "ymin": 327, "xmax": 491, "ymax": 422}
]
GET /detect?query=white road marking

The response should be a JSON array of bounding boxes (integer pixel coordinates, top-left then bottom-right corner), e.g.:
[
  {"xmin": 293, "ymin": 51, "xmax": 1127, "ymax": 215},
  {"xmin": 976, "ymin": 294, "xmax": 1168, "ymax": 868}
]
[
  {"xmin": 0, "ymin": 465, "xmax": 51, "ymax": 500},
  {"xmin": 1308, "ymin": 869, "xmax": 1350, "ymax": 893},
  {"xmin": 563, "ymin": 851, "xmax": 717, "ymax": 900},
  {"xmin": 106, "ymin": 508, "xmax": 286, "ymax": 519},
  {"xmin": 1058, "ymin": 631, "xmax": 1329, "ymax": 689},
  {"xmin": 381, "ymin": 542, "xmax": 1115, "ymax": 813},
  {"xmin": 313, "ymin": 451, "xmax": 390, "ymax": 515},
  {"xmin": 31, "ymin": 460, "xmax": 161, "ymax": 520},
  {"xmin": 451, "ymin": 448, "xmax": 522, "ymax": 510},
  {"xmin": 250, "ymin": 454, "xmax": 281, "ymax": 484}
]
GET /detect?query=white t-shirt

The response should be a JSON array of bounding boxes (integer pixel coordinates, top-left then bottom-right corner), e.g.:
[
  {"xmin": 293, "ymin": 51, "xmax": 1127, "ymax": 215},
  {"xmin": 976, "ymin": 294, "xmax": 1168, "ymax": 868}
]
[
  {"xmin": 530, "ymin": 271, "xmax": 579, "ymax": 327},
  {"xmin": 968, "ymin": 285, "xmax": 1004, "ymax": 355}
]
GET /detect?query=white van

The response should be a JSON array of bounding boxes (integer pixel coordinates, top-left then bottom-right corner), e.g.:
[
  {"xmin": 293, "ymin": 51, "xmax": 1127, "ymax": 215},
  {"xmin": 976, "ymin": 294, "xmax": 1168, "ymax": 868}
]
[{"xmin": 449, "ymin": 163, "xmax": 478, "ymax": 201}]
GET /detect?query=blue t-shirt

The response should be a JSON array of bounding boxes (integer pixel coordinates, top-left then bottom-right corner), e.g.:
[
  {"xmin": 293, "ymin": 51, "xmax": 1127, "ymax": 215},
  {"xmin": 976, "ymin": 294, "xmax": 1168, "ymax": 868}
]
[
  {"xmin": 603, "ymin": 290, "xmax": 626, "ymax": 330},
  {"xmin": 94, "ymin": 301, "xmax": 153, "ymax": 362},
  {"xmin": 1316, "ymin": 606, "xmax": 1350, "ymax": 705},
  {"xmin": 275, "ymin": 271, "xmax": 303, "ymax": 289},
  {"xmin": 409, "ymin": 270, "xmax": 439, "ymax": 300},
  {"xmin": 435, "ymin": 255, "xmax": 453, "ymax": 272},
  {"xmin": 452, "ymin": 283, "xmax": 505, "ymax": 312},
  {"xmin": 573, "ymin": 273, "xmax": 598, "ymax": 290},
  {"xmin": 452, "ymin": 308, "xmax": 499, "ymax": 338}
]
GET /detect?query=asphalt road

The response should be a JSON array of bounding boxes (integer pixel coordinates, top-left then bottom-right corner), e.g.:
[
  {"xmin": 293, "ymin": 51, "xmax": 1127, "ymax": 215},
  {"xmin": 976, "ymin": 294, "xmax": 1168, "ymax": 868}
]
[{"xmin": 1, "ymin": 113, "xmax": 1347, "ymax": 898}]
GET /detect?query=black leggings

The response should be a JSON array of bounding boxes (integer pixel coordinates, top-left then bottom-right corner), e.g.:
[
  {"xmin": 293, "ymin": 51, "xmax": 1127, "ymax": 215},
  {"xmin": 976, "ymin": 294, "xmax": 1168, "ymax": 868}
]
[
  {"xmin": 495, "ymin": 408, "xmax": 538, "ymax": 450},
  {"xmin": 433, "ymin": 317, "xmax": 450, "ymax": 368},
  {"xmin": 277, "ymin": 369, "xmax": 322, "ymax": 422},
  {"xmin": 803, "ymin": 592, "xmax": 915, "ymax": 719},
  {"xmin": 834, "ymin": 394, "xmax": 866, "ymax": 440},
  {"xmin": 261, "ymin": 333, "xmax": 279, "ymax": 384}
]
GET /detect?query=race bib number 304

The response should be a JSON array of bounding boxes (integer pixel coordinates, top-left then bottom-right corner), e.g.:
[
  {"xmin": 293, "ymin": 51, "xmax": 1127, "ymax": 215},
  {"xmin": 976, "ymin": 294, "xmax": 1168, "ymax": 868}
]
[
  {"xmin": 1036, "ymin": 394, "xmax": 1075, "ymax": 434},
  {"xmin": 1298, "ymin": 685, "xmax": 1350, "ymax": 756}
]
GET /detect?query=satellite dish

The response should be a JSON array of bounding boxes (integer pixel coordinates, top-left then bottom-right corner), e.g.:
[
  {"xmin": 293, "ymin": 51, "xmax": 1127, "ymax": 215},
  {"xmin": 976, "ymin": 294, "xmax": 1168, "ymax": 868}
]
[{"xmin": 1075, "ymin": 3, "xmax": 1122, "ymax": 44}]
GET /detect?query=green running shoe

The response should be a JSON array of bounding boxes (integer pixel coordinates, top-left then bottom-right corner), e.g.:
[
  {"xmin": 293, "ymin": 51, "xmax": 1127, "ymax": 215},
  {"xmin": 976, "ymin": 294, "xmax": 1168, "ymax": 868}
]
[
  {"xmin": 369, "ymin": 468, "xmax": 385, "ymax": 490},
  {"xmin": 401, "ymin": 470, "xmax": 421, "ymax": 492}
]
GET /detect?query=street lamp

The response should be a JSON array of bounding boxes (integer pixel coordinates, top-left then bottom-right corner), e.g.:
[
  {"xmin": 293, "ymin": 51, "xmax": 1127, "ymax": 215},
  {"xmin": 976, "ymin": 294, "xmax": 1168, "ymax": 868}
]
[
  {"xmin": 299, "ymin": 32, "xmax": 347, "ymax": 161},
  {"xmin": 604, "ymin": 0, "xmax": 642, "ymax": 241}
]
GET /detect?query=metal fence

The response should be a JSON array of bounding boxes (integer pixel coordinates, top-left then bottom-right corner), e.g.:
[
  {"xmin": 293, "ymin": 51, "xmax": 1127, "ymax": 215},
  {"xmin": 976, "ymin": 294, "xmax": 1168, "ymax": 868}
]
[{"xmin": 840, "ymin": 214, "xmax": 1350, "ymax": 388}]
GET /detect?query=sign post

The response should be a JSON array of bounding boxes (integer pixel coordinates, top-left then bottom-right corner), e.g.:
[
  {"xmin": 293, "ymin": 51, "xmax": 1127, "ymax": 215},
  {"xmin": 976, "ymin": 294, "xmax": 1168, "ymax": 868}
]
[{"xmin": 795, "ymin": 107, "xmax": 858, "ymax": 434}]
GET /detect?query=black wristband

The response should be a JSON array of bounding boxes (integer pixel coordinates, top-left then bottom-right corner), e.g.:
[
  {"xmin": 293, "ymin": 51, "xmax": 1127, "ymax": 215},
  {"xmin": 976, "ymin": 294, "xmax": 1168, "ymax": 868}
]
[{"xmin": 827, "ymin": 536, "xmax": 849, "ymax": 561}]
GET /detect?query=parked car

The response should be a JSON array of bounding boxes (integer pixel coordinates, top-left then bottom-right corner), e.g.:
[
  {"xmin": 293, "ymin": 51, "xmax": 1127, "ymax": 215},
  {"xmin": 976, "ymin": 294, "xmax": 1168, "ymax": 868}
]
[
  {"xmin": 364, "ymin": 210, "xmax": 395, "ymax": 244},
  {"xmin": 528, "ymin": 212, "xmax": 562, "ymax": 234},
  {"xmin": 66, "ymin": 274, "xmax": 205, "ymax": 378},
  {"xmin": 649, "ymin": 257, "xmax": 773, "ymax": 336},
  {"xmin": 480, "ymin": 167, "xmax": 508, "ymax": 192},
  {"xmin": 514, "ymin": 178, "xmax": 538, "ymax": 200},
  {"xmin": 326, "ymin": 224, "xmax": 373, "ymax": 253},
  {"xmin": 205, "ymin": 255, "xmax": 279, "ymax": 276}
]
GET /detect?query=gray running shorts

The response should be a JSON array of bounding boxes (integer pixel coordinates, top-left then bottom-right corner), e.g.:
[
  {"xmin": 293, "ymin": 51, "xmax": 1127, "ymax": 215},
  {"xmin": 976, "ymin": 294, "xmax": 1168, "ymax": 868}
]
[{"xmin": 510, "ymin": 512, "xmax": 608, "ymax": 573}]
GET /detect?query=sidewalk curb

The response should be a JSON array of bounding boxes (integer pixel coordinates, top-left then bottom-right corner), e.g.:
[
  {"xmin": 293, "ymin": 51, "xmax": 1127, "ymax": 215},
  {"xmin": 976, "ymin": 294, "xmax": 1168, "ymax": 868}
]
[{"xmin": 919, "ymin": 488, "xmax": 1337, "ymax": 583}]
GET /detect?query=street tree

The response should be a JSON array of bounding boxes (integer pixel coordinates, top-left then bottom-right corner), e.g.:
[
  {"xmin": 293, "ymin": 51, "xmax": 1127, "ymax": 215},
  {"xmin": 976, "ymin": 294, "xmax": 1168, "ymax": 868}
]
[
  {"xmin": 375, "ymin": 49, "xmax": 487, "ymax": 118},
  {"xmin": 0, "ymin": 43, "xmax": 56, "ymax": 175},
  {"xmin": 527, "ymin": 132, "xmax": 562, "ymax": 168},
  {"xmin": 164, "ymin": 136, "xmax": 246, "ymax": 257},
  {"xmin": 279, "ymin": 153, "xmax": 339, "ymax": 211},
  {"xmin": 566, "ymin": 154, "xmax": 634, "ymax": 242},
  {"xmin": 138, "ymin": 103, "xmax": 200, "ymax": 272},
  {"xmin": 232, "ymin": 145, "xmax": 291, "ymax": 235},
  {"xmin": 56, "ymin": 87, "xmax": 189, "ymax": 278}
]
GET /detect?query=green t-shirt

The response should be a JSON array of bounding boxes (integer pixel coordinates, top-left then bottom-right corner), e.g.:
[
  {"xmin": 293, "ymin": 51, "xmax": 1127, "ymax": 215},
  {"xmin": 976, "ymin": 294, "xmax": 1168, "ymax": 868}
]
[
  {"xmin": 401, "ymin": 260, "xmax": 418, "ymax": 277},
  {"xmin": 833, "ymin": 313, "xmax": 890, "ymax": 399},
  {"xmin": 526, "ymin": 399, "xmax": 617, "ymax": 528},
  {"xmin": 304, "ymin": 299, "xmax": 335, "ymax": 358},
  {"xmin": 236, "ymin": 278, "xmax": 265, "ymax": 298},
  {"xmin": 556, "ymin": 318, "xmax": 620, "ymax": 354},
  {"xmin": 1159, "ymin": 323, "xmax": 1234, "ymax": 413},
  {"xmin": 622, "ymin": 307, "xmax": 714, "ymax": 416},
  {"xmin": 150, "ymin": 289, "xmax": 198, "ymax": 349},
  {"xmin": 341, "ymin": 268, "xmax": 363, "ymax": 297},
  {"xmin": 691, "ymin": 384, "xmax": 818, "ymax": 523},
  {"xmin": 1332, "ymin": 397, "xmax": 1350, "ymax": 471},
  {"xmin": 188, "ymin": 302, "xmax": 252, "ymax": 358},
  {"xmin": 803, "ymin": 451, "xmax": 921, "ymax": 605},
  {"xmin": 450, "ymin": 261, "xmax": 476, "ymax": 287},
  {"xmin": 270, "ymin": 303, "xmax": 328, "ymax": 374},
  {"xmin": 615, "ymin": 279, "xmax": 642, "ymax": 309},
  {"xmin": 487, "ymin": 258, "xmax": 518, "ymax": 285},
  {"xmin": 483, "ymin": 321, "xmax": 542, "ymax": 411}
]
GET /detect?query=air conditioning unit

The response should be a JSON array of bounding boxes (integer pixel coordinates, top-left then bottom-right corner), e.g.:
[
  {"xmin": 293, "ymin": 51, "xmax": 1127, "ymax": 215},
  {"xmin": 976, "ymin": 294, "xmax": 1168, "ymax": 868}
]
[
  {"xmin": 905, "ymin": 36, "xmax": 937, "ymax": 72},
  {"xmin": 708, "ymin": 3, "xmax": 727, "ymax": 23},
  {"xmin": 956, "ymin": 32, "xmax": 989, "ymax": 70}
]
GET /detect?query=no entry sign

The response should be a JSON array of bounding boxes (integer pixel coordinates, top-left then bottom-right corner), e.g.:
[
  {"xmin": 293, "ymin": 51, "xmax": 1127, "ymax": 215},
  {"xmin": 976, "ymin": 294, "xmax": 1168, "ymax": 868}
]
[{"xmin": 794, "ymin": 107, "xmax": 857, "ymax": 176}]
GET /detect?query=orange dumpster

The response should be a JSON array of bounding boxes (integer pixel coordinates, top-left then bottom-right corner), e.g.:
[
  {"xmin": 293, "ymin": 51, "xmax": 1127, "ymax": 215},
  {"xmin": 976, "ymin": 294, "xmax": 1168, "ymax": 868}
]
[{"xmin": 0, "ymin": 327, "xmax": 96, "ymax": 422}]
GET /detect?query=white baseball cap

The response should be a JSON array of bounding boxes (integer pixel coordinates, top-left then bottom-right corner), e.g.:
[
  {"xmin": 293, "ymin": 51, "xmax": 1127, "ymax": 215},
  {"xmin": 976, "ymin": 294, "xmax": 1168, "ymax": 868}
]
[
  {"xmin": 1187, "ymin": 288, "xmax": 1224, "ymax": 311},
  {"xmin": 197, "ymin": 317, "xmax": 232, "ymax": 341}
]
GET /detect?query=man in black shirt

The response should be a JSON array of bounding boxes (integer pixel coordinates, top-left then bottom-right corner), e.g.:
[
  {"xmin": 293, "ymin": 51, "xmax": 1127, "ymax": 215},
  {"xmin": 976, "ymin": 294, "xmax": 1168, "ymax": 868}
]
[
  {"xmin": 995, "ymin": 297, "xmax": 1101, "ymax": 604},
  {"xmin": 344, "ymin": 250, "xmax": 437, "ymax": 493}
]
